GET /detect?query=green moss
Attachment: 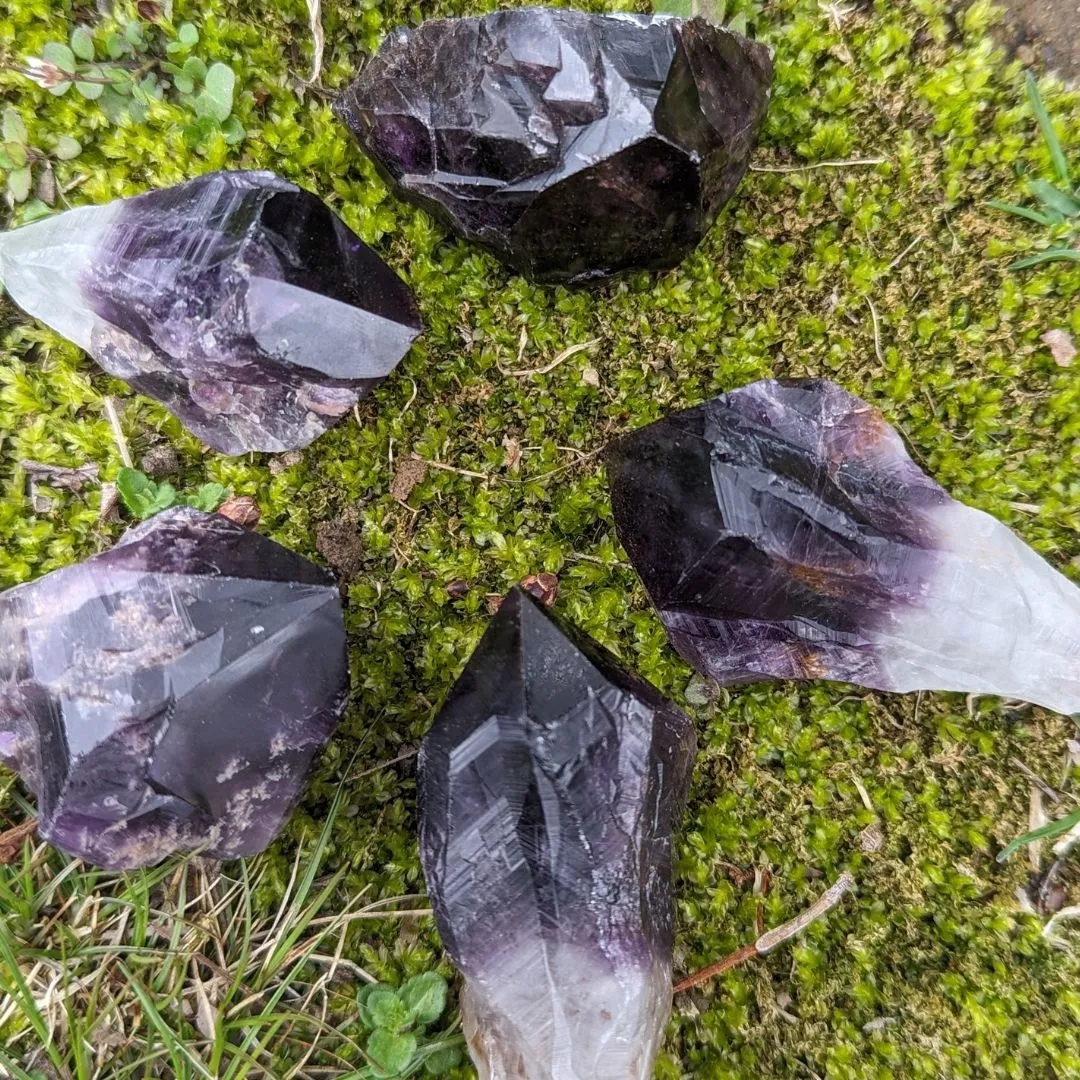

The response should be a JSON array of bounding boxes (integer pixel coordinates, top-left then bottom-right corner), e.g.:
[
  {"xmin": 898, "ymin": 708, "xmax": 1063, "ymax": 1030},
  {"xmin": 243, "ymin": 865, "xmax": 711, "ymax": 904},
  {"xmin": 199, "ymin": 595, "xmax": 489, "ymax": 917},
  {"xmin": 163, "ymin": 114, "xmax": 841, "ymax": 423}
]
[{"xmin": 2, "ymin": 0, "xmax": 1079, "ymax": 1075}]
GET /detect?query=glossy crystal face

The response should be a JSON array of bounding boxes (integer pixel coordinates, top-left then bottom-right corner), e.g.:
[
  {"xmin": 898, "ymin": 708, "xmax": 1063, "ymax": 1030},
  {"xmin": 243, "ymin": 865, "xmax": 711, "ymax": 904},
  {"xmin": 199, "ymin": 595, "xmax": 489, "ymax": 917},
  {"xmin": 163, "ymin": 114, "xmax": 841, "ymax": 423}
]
[
  {"xmin": 336, "ymin": 9, "xmax": 773, "ymax": 284},
  {"xmin": 418, "ymin": 588, "xmax": 696, "ymax": 1079},
  {"xmin": 0, "ymin": 507, "xmax": 349, "ymax": 868},
  {"xmin": 607, "ymin": 378, "xmax": 1080, "ymax": 715},
  {"xmin": 0, "ymin": 170, "xmax": 423, "ymax": 454}
]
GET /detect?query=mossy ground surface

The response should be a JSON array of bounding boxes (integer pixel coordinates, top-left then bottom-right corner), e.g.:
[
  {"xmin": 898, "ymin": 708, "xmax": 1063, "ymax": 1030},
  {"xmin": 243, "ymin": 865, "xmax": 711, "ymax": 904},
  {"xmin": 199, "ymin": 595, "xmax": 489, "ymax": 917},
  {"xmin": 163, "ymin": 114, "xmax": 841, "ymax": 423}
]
[{"xmin": 1, "ymin": 0, "xmax": 1079, "ymax": 1076}]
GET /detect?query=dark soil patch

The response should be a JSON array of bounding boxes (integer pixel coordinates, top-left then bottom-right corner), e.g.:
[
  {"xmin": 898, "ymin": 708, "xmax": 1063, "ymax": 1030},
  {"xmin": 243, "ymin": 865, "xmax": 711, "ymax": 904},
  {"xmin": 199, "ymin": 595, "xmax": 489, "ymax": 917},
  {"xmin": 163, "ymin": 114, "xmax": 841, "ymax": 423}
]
[{"xmin": 999, "ymin": 0, "xmax": 1080, "ymax": 83}]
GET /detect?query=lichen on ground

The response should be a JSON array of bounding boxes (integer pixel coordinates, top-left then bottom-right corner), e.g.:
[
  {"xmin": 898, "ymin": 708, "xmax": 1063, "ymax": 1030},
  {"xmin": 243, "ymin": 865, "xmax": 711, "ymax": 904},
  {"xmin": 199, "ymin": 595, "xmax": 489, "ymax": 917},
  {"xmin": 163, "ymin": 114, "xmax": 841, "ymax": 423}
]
[{"xmin": 1, "ymin": 0, "xmax": 1079, "ymax": 1076}]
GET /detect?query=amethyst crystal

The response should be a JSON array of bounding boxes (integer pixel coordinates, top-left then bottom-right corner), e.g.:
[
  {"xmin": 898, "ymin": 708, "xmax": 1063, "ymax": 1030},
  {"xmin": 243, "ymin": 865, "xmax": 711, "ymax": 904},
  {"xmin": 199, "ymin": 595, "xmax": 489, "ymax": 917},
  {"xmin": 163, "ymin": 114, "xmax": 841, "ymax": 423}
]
[
  {"xmin": 419, "ymin": 587, "xmax": 695, "ymax": 1079},
  {"xmin": 335, "ymin": 9, "xmax": 773, "ymax": 284},
  {"xmin": 0, "ymin": 171, "xmax": 423, "ymax": 454},
  {"xmin": 607, "ymin": 378, "xmax": 1080, "ymax": 714},
  {"xmin": 0, "ymin": 508, "xmax": 348, "ymax": 868}
]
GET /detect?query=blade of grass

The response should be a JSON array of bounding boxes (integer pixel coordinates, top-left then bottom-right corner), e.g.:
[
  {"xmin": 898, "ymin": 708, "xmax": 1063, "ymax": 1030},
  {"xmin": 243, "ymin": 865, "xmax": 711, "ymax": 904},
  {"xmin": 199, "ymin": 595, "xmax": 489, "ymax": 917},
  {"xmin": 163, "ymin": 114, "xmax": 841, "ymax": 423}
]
[
  {"xmin": 1010, "ymin": 248, "xmax": 1080, "ymax": 269},
  {"xmin": 1029, "ymin": 178, "xmax": 1080, "ymax": 219},
  {"xmin": 1026, "ymin": 71, "xmax": 1072, "ymax": 188},
  {"xmin": 986, "ymin": 199, "xmax": 1060, "ymax": 226},
  {"xmin": 998, "ymin": 806, "xmax": 1080, "ymax": 862},
  {"xmin": 121, "ymin": 962, "xmax": 216, "ymax": 1080}
]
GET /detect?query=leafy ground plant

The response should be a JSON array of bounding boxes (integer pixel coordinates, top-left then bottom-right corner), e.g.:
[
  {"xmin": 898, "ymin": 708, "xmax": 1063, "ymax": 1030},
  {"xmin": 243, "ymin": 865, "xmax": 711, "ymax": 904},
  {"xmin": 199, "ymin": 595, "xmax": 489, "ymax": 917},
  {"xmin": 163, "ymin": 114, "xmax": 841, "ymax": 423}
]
[
  {"xmin": 989, "ymin": 72, "xmax": 1080, "ymax": 267},
  {"xmin": 357, "ymin": 974, "xmax": 463, "ymax": 1077},
  {"xmin": 115, "ymin": 465, "xmax": 227, "ymax": 519},
  {"xmin": 19, "ymin": 7, "xmax": 240, "ymax": 151}
]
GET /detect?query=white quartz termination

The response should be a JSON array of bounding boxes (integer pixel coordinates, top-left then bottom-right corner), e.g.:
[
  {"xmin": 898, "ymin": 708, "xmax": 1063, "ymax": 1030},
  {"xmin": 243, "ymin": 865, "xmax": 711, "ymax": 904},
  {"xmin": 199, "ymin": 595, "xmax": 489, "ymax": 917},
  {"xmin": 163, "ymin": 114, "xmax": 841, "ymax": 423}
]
[
  {"xmin": 882, "ymin": 500, "xmax": 1080, "ymax": 714},
  {"xmin": 0, "ymin": 201, "xmax": 120, "ymax": 352},
  {"xmin": 461, "ymin": 950, "xmax": 671, "ymax": 1080}
]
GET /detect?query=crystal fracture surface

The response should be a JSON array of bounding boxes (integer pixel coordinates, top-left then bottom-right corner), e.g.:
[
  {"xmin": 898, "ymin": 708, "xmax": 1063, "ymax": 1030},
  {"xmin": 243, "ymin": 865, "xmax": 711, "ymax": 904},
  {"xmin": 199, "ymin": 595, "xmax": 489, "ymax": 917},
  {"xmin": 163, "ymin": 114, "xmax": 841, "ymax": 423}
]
[
  {"xmin": 335, "ymin": 9, "xmax": 773, "ymax": 284},
  {"xmin": 419, "ymin": 588, "xmax": 696, "ymax": 1080},
  {"xmin": 0, "ymin": 170, "xmax": 422, "ymax": 454},
  {"xmin": 0, "ymin": 508, "xmax": 349, "ymax": 868},
  {"xmin": 607, "ymin": 379, "xmax": 1080, "ymax": 714}
]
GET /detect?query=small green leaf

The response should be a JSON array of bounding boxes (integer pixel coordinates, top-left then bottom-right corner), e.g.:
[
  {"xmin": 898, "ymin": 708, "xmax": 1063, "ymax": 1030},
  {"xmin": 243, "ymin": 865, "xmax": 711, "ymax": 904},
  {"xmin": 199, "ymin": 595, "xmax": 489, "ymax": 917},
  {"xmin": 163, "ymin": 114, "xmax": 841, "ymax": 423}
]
[
  {"xmin": 1010, "ymin": 248, "xmax": 1080, "ymax": 269},
  {"xmin": 998, "ymin": 806, "xmax": 1080, "ymax": 862},
  {"xmin": 165, "ymin": 41, "xmax": 187, "ymax": 57},
  {"xmin": 124, "ymin": 19, "xmax": 145, "ymax": 47},
  {"xmin": 357, "ymin": 983, "xmax": 381, "ymax": 1030},
  {"xmin": 1028, "ymin": 178, "xmax": 1080, "ymax": 219},
  {"xmin": 98, "ymin": 87, "xmax": 131, "ymax": 123},
  {"xmin": 204, "ymin": 62, "xmax": 236, "ymax": 102},
  {"xmin": 15, "ymin": 197, "xmax": 53, "ymax": 225},
  {"xmin": 366, "ymin": 990, "xmax": 410, "ymax": 1033},
  {"xmin": 195, "ymin": 91, "xmax": 230, "ymax": 123},
  {"xmin": 7, "ymin": 166, "xmax": 32, "ymax": 203},
  {"xmin": 423, "ymin": 1046, "xmax": 463, "ymax": 1076},
  {"xmin": 2, "ymin": 108, "xmax": 27, "ymax": 146},
  {"xmin": 401, "ymin": 973, "xmax": 447, "ymax": 1026},
  {"xmin": 150, "ymin": 483, "xmax": 179, "ymax": 513},
  {"xmin": 177, "ymin": 22, "xmax": 199, "ymax": 47},
  {"xmin": 183, "ymin": 56, "xmax": 208, "ymax": 82},
  {"xmin": 116, "ymin": 468, "xmax": 159, "ymax": 518},
  {"xmin": 366, "ymin": 1030, "xmax": 417, "ymax": 1077},
  {"xmin": 75, "ymin": 79, "xmax": 105, "ymax": 101},
  {"xmin": 106, "ymin": 32, "xmax": 129, "ymax": 60},
  {"xmin": 0, "ymin": 147, "xmax": 14, "ymax": 169},
  {"xmin": 42, "ymin": 41, "xmax": 77, "ymax": 74},
  {"xmin": 186, "ymin": 482, "xmax": 227, "ymax": 512},
  {"xmin": 221, "ymin": 116, "xmax": 245, "ymax": 145},
  {"xmin": 196, "ymin": 62, "xmax": 236, "ymax": 122},
  {"xmin": 70, "ymin": 26, "xmax": 96, "ymax": 62},
  {"xmin": 3, "ymin": 141, "xmax": 28, "ymax": 168},
  {"xmin": 52, "ymin": 135, "xmax": 82, "ymax": 161},
  {"xmin": 1026, "ymin": 71, "xmax": 1072, "ymax": 189},
  {"xmin": 173, "ymin": 73, "xmax": 195, "ymax": 94}
]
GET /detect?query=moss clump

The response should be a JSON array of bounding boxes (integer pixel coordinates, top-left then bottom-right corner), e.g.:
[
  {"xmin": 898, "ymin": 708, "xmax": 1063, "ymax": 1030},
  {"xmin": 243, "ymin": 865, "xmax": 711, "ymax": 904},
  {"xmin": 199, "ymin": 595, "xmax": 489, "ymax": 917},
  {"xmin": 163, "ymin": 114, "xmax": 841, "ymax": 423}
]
[{"xmin": 2, "ymin": 0, "xmax": 1079, "ymax": 1076}]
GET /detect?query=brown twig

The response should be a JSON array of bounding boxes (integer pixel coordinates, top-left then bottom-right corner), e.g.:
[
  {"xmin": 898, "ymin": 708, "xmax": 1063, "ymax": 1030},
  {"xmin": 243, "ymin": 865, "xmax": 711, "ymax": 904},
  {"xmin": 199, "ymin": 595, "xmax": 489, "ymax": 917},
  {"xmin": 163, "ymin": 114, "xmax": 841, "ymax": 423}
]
[{"xmin": 674, "ymin": 873, "xmax": 855, "ymax": 993}]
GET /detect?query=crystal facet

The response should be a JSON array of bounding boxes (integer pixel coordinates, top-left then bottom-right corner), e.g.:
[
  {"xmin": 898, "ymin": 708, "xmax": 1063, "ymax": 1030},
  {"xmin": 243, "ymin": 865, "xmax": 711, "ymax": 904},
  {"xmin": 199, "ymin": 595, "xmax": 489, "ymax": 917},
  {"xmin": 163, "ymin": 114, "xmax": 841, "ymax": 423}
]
[
  {"xmin": 0, "ymin": 170, "xmax": 423, "ymax": 454},
  {"xmin": 0, "ymin": 507, "xmax": 349, "ymax": 868},
  {"xmin": 419, "ymin": 587, "xmax": 696, "ymax": 1080},
  {"xmin": 607, "ymin": 378, "xmax": 1080, "ymax": 714},
  {"xmin": 335, "ymin": 10, "xmax": 773, "ymax": 284}
]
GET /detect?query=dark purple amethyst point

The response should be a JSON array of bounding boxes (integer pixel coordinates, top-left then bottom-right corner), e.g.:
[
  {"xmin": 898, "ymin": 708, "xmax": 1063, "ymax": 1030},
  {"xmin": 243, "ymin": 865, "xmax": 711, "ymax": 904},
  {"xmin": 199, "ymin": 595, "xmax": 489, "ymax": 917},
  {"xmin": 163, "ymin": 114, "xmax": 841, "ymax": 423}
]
[
  {"xmin": 335, "ymin": 10, "xmax": 773, "ymax": 285},
  {"xmin": 0, "ymin": 508, "xmax": 349, "ymax": 868},
  {"xmin": 607, "ymin": 378, "xmax": 1080, "ymax": 714},
  {"xmin": 419, "ymin": 587, "xmax": 695, "ymax": 1078},
  {"xmin": 0, "ymin": 171, "xmax": 423, "ymax": 454}
]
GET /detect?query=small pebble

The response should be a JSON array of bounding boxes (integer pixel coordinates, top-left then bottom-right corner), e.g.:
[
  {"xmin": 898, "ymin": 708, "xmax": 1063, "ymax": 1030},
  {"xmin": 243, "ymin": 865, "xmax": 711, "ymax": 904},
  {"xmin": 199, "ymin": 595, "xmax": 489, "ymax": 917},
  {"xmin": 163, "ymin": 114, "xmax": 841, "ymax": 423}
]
[{"xmin": 139, "ymin": 445, "xmax": 180, "ymax": 478}]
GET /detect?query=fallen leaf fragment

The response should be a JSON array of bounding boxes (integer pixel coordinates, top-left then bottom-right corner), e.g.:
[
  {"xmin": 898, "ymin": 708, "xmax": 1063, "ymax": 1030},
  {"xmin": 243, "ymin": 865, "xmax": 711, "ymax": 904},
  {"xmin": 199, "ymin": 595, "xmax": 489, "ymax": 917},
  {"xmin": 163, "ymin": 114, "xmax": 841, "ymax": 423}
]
[
  {"xmin": 217, "ymin": 495, "xmax": 261, "ymax": 527},
  {"xmin": 521, "ymin": 572, "xmax": 559, "ymax": 606}
]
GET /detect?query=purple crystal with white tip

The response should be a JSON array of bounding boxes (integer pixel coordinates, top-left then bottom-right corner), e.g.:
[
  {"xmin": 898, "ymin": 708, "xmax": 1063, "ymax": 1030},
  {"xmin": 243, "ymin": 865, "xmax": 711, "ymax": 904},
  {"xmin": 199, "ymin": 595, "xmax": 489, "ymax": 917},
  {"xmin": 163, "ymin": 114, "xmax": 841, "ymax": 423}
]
[
  {"xmin": 607, "ymin": 378, "xmax": 1080, "ymax": 714},
  {"xmin": 0, "ymin": 170, "xmax": 422, "ymax": 454},
  {"xmin": 419, "ymin": 587, "xmax": 695, "ymax": 1079},
  {"xmin": 0, "ymin": 508, "xmax": 348, "ymax": 868},
  {"xmin": 335, "ymin": 9, "xmax": 772, "ymax": 284}
]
